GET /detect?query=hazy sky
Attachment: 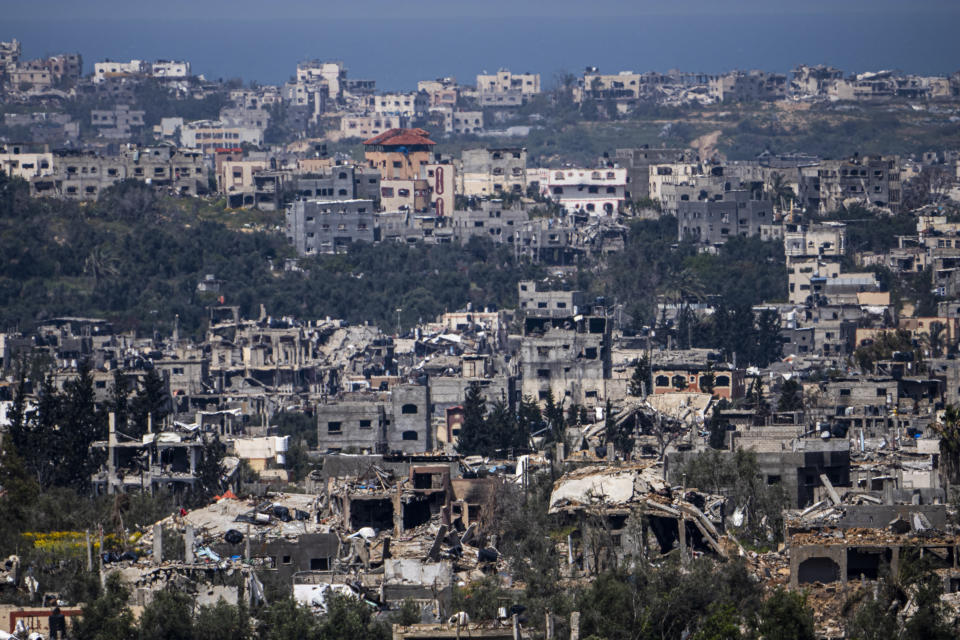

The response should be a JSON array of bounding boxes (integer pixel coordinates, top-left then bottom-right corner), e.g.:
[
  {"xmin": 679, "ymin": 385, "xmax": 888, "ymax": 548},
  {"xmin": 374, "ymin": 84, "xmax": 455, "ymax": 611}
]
[
  {"xmin": 4, "ymin": 1, "xmax": 958, "ymax": 89},
  {"xmin": 5, "ymin": 0, "xmax": 959, "ymax": 20}
]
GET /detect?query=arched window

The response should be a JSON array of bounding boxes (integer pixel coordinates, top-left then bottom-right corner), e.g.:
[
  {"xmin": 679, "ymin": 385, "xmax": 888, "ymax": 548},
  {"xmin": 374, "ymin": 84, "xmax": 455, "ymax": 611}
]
[
  {"xmin": 401, "ymin": 403, "xmax": 418, "ymax": 414},
  {"xmin": 671, "ymin": 375, "xmax": 687, "ymax": 389},
  {"xmin": 655, "ymin": 375, "xmax": 670, "ymax": 387},
  {"xmin": 715, "ymin": 375, "xmax": 731, "ymax": 387},
  {"xmin": 401, "ymin": 430, "xmax": 419, "ymax": 440}
]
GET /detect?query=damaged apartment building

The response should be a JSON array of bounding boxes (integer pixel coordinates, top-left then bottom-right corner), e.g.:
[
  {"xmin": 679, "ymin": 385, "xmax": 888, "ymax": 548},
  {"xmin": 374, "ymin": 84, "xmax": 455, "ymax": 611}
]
[
  {"xmin": 518, "ymin": 281, "xmax": 611, "ymax": 409},
  {"xmin": 315, "ymin": 383, "xmax": 432, "ymax": 454}
]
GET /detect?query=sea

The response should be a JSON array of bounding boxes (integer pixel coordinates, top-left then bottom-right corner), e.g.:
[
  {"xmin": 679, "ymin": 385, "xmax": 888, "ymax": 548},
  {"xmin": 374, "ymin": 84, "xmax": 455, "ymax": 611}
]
[{"xmin": 4, "ymin": 11, "xmax": 960, "ymax": 91}]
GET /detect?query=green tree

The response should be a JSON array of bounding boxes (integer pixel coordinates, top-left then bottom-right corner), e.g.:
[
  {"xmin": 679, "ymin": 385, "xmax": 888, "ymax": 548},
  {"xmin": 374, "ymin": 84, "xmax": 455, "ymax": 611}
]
[
  {"xmin": 131, "ymin": 367, "xmax": 170, "ymax": 438},
  {"xmin": 194, "ymin": 599, "xmax": 251, "ymax": 640},
  {"xmin": 57, "ymin": 360, "xmax": 106, "ymax": 491},
  {"xmin": 692, "ymin": 603, "xmax": 744, "ymax": 640},
  {"xmin": 109, "ymin": 369, "xmax": 130, "ymax": 432},
  {"xmin": 138, "ymin": 588, "xmax": 194, "ymax": 640},
  {"xmin": 72, "ymin": 573, "xmax": 138, "ymax": 640},
  {"xmin": 0, "ymin": 439, "xmax": 39, "ymax": 550},
  {"xmin": 932, "ymin": 405, "xmax": 960, "ymax": 488},
  {"xmin": 455, "ymin": 382, "xmax": 491, "ymax": 457},
  {"xmin": 193, "ymin": 437, "xmax": 226, "ymax": 505},
  {"xmin": 754, "ymin": 589, "xmax": 815, "ymax": 640},
  {"xmin": 255, "ymin": 597, "xmax": 318, "ymax": 640},
  {"xmin": 628, "ymin": 355, "xmax": 651, "ymax": 397},
  {"xmin": 315, "ymin": 593, "xmax": 388, "ymax": 640},
  {"xmin": 777, "ymin": 378, "xmax": 804, "ymax": 412}
]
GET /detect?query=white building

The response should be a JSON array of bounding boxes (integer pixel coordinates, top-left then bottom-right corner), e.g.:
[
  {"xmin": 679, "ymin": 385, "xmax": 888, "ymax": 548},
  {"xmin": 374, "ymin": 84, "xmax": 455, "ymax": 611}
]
[
  {"xmin": 93, "ymin": 60, "xmax": 147, "ymax": 83},
  {"xmin": 181, "ymin": 120, "xmax": 264, "ymax": 153},
  {"xmin": 339, "ymin": 114, "xmax": 408, "ymax": 139},
  {"xmin": 151, "ymin": 60, "xmax": 191, "ymax": 79},
  {"xmin": 368, "ymin": 92, "xmax": 428, "ymax": 118},
  {"xmin": 443, "ymin": 110, "xmax": 483, "ymax": 135},
  {"xmin": 530, "ymin": 167, "xmax": 628, "ymax": 216}
]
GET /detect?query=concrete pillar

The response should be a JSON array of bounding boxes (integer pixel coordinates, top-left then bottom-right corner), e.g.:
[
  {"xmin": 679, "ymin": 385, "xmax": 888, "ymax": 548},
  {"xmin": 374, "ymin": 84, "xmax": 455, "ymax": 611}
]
[
  {"xmin": 85, "ymin": 530, "xmax": 92, "ymax": 572},
  {"xmin": 245, "ymin": 525, "xmax": 251, "ymax": 561},
  {"xmin": 891, "ymin": 546, "xmax": 900, "ymax": 579},
  {"xmin": 185, "ymin": 525, "xmax": 194, "ymax": 563},
  {"xmin": 677, "ymin": 516, "xmax": 687, "ymax": 564},
  {"xmin": 393, "ymin": 485, "xmax": 403, "ymax": 537},
  {"xmin": 840, "ymin": 546, "xmax": 848, "ymax": 586},
  {"xmin": 545, "ymin": 612, "xmax": 554, "ymax": 640},
  {"xmin": 107, "ymin": 412, "xmax": 117, "ymax": 494},
  {"xmin": 570, "ymin": 612, "xmax": 580, "ymax": 640},
  {"xmin": 153, "ymin": 524, "xmax": 162, "ymax": 564}
]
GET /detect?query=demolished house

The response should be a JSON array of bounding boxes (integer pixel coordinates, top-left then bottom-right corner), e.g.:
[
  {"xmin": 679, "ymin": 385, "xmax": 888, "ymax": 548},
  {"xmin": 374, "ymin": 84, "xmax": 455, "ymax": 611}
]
[{"xmin": 548, "ymin": 465, "xmax": 728, "ymax": 575}]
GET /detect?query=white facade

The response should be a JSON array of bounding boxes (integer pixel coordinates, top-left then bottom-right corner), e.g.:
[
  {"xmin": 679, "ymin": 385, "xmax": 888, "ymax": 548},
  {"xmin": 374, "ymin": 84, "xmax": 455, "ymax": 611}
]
[
  {"xmin": 443, "ymin": 110, "xmax": 483, "ymax": 135},
  {"xmin": 369, "ymin": 92, "xmax": 427, "ymax": 118},
  {"xmin": 530, "ymin": 167, "xmax": 628, "ymax": 216},
  {"xmin": 93, "ymin": 60, "xmax": 146, "ymax": 83},
  {"xmin": 181, "ymin": 120, "xmax": 264, "ymax": 153},
  {"xmin": 648, "ymin": 163, "xmax": 699, "ymax": 202},
  {"xmin": 151, "ymin": 60, "xmax": 191, "ymax": 79},
  {"xmin": 296, "ymin": 61, "xmax": 345, "ymax": 99},
  {"xmin": 0, "ymin": 151, "xmax": 54, "ymax": 180},
  {"xmin": 476, "ymin": 69, "xmax": 540, "ymax": 95},
  {"xmin": 339, "ymin": 114, "xmax": 408, "ymax": 139}
]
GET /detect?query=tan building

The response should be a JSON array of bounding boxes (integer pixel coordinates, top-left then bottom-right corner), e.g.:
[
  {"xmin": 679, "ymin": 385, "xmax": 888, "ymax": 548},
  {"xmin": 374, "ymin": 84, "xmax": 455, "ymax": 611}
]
[
  {"xmin": 379, "ymin": 178, "xmax": 429, "ymax": 212},
  {"xmin": 340, "ymin": 114, "xmax": 407, "ymax": 139},
  {"xmin": 476, "ymin": 69, "xmax": 540, "ymax": 95},
  {"xmin": 363, "ymin": 128, "xmax": 436, "ymax": 181}
]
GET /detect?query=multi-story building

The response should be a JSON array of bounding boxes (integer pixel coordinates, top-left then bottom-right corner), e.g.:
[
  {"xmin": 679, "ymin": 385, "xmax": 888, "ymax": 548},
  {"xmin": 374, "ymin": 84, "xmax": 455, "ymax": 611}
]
[
  {"xmin": 0, "ymin": 144, "xmax": 54, "ymax": 181},
  {"xmin": 367, "ymin": 92, "xmax": 428, "ymax": 119},
  {"xmin": 363, "ymin": 128, "xmax": 436, "ymax": 181},
  {"xmin": 293, "ymin": 165, "xmax": 381, "ymax": 204},
  {"xmin": 90, "ymin": 105, "xmax": 146, "ymax": 139},
  {"xmin": 518, "ymin": 282, "xmax": 611, "ymax": 409},
  {"xmin": 801, "ymin": 156, "xmax": 902, "ymax": 214},
  {"xmin": 676, "ymin": 190, "xmax": 774, "ymax": 246},
  {"xmin": 418, "ymin": 77, "xmax": 459, "ymax": 107},
  {"xmin": 0, "ymin": 40, "xmax": 21, "ymax": 75},
  {"xmin": 8, "ymin": 63, "xmax": 52, "ymax": 90},
  {"xmin": 340, "ymin": 114, "xmax": 408, "ymax": 139},
  {"xmin": 459, "ymin": 147, "xmax": 527, "ymax": 196},
  {"xmin": 285, "ymin": 199, "xmax": 375, "ymax": 255},
  {"xmin": 93, "ymin": 60, "xmax": 147, "ymax": 83},
  {"xmin": 443, "ymin": 110, "xmax": 483, "ymax": 135},
  {"xmin": 315, "ymin": 383, "xmax": 432, "ymax": 454},
  {"xmin": 709, "ymin": 70, "xmax": 787, "ymax": 102},
  {"xmin": 476, "ymin": 69, "xmax": 540, "ymax": 96},
  {"xmin": 530, "ymin": 167, "xmax": 628, "ymax": 216},
  {"xmin": 616, "ymin": 146, "xmax": 697, "ymax": 200},
  {"xmin": 296, "ymin": 60, "xmax": 346, "ymax": 100},
  {"xmin": 451, "ymin": 201, "xmax": 527, "ymax": 245},
  {"xmin": 23, "ymin": 145, "xmax": 207, "ymax": 200},
  {"xmin": 420, "ymin": 161, "xmax": 456, "ymax": 217},
  {"xmin": 181, "ymin": 120, "xmax": 264, "ymax": 153},
  {"xmin": 379, "ymin": 178, "xmax": 430, "ymax": 212},
  {"xmin": 151, "ymin": 60, "xmax": 191, "ymax": 80},
  {"xmin": 476, "ymin": 69, "xmax": 539, "ymax": 106}
]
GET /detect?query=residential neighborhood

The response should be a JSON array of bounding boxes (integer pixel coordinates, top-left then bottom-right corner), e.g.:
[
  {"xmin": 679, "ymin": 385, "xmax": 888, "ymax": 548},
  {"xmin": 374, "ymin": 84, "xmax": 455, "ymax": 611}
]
[{"xmin": 2, "ymin": 11, "xmax": 960, "ymax": 639}]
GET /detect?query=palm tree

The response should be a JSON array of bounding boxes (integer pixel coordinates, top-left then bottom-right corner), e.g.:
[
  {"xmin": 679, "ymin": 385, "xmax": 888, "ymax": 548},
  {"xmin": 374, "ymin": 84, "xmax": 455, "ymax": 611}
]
[
  {"xmin": 84, "ymin": 246, "xmax": 120, "ymax": 291},
  {"xmin": 932, "ymin": 405, "xmax": 960, "ymax": 487},
  {"xmin": 658, "ymin": 265, "xmax": 706, "ymax": 309},
  {"xmin": 767, "ymin": 172, "xmax": 796, "ymax": 213},
  {"xmin": 921, "ymin": 321, "xmax": 947, "ymax": 358}
]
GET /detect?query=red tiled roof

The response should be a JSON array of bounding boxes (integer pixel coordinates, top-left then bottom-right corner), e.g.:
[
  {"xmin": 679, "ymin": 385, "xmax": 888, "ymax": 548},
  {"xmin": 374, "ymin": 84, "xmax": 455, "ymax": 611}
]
[{"xmin": 363, "ymin": 128, "xmax": 435, "ymax": 147}]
